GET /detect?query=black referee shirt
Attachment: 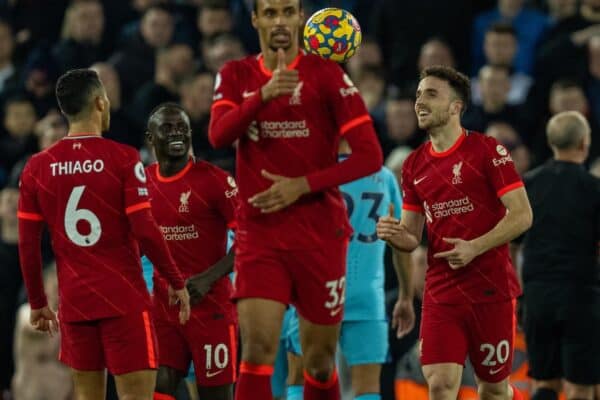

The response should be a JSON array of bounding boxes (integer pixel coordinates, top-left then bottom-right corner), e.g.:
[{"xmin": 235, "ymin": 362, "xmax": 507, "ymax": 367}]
[{"xmin": 521, "ymin": 160, "xmax": 600, "ymax": 314}]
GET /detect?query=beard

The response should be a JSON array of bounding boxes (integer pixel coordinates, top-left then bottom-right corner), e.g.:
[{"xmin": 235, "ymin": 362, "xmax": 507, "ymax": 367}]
[{"xmin": 419, "ymin": 109, "xmax": 451, "ymax": 131}]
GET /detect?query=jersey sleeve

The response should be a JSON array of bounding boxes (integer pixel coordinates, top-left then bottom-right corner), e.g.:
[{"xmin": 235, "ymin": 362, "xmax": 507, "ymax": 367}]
[
  {"xmin": 324, "ymin": 62, "xmax": 372, "ymax": 136},
  {"xmin": 17, "ymin": 160, "xmax": 43, "ymax": 222},
  {"xmin": 400, "ymin": 155, "xmax": 423, "ymax": 213},
  {"xmin": 386, "ymin": 169, "xmax": 403, "ymax": 218},
  {"xmin": 122, "ymin": 148, "xmax": 151, "ymax": 215},
  {"xmin": 482, "ymin": 137, "xmax": 524, "ymax": 198},
  {"xmin": 211, "ymin": 168, "xmax": 239, "ymax": 229},
  {"xmin": 211, "ymin": 61, "xmax": 243, "ymax": 111}
]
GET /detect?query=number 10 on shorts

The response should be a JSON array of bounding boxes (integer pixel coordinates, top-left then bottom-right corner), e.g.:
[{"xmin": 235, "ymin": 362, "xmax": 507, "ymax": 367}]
[
  {"xmin": 204, "ymin": 343, "xmax": 229, "ymax": 370},
  {"xmin": 324, "ymin": 277, "xmax": 345, "ymax": 316}
]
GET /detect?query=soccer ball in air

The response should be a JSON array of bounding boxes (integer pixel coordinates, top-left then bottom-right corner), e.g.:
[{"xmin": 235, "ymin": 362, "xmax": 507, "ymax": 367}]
[{"xmin": 303, "ymin": 8, "xmax": 362, "ymax": 63}]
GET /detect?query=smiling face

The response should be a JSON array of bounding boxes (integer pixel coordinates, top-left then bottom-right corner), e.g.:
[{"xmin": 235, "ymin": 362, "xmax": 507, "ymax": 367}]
[
  {"xmin": 415, "ymin": 76, "xmax": 461, "ymax": 131},
  {"xmin": 252, "ymin": 0, "xmax": 303, "ymax": 53},
  {"xmin": 147, "ymin": 107, "xmax": 192, "ymax": 162}
]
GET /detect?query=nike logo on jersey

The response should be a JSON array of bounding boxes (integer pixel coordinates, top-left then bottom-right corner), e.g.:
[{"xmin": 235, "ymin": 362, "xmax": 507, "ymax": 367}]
[
  {"xmin": 489, "ymin": 366, "xmax": 504, "ymax": 375},
  {"xmin": 206, "ymin": 369, "xmax": 224, "ymax": 378},
  {"xmin": 242, "ymin": 90, "xmax": 256, "ymax": 98},
  {"xmin": 414, "ymin": 176, "xmax": 427, "ymax": 185},
  {"xmin": 329, "ymin": 307, "xmax": 342, "ymax": 317}
]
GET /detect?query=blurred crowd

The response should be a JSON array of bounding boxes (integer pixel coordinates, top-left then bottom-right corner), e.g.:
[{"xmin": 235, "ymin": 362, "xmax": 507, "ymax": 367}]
[{"xmin": 1, "ymin": 0, "xmax": 599, "ymax": 399}]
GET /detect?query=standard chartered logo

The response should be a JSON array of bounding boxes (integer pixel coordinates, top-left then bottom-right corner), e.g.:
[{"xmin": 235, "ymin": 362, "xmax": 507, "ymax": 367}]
[
  {"xmin": 160, "ymin": 225, "xmax": 199, "ymax": 241},
  {"xmin": 429, "ymin": 196, "xmax": 475, "ymax": 220},
  {"xmin": 259, "ymin": 120, "xmax": 310, "ymax": 139}
]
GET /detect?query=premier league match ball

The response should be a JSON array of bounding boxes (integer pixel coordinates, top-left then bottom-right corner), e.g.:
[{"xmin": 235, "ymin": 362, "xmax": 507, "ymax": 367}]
[{"xmin": 303, "ymin": 8, "xmax": 362, "ymax": 63}]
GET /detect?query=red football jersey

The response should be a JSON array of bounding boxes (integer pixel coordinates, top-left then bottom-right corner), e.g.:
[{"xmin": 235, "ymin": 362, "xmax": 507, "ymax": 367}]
[
  {"xmin": 18, "ymin": 136, "xmax": 156, "ymax": 322},
  {"xmin": 401, "ymin": 130, "xmax": 523, "ymax": 304},
  {"xmin": 212, "ymin": 52, "xmax": 372, "ymax": 249},
  {"xmin": 146, "ymin": 159, "xmax": 237, "ymax": 319}
]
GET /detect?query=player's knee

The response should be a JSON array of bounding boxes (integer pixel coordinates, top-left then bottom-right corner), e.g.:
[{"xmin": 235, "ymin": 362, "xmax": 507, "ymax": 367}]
[
  {"xmin": 303, "ymin": 352, "xmax": 335, "ymax": 382},
  {"xmin": 477, "ymin": 380, "xmax": 509, "ymax": 399},
  {"xmin": 241, "ymin": 337, "xmax": 279, "ymax": 364},
  {"xmin": 427, "ymin": 373, "xmax": 460, "ymax": 397}
]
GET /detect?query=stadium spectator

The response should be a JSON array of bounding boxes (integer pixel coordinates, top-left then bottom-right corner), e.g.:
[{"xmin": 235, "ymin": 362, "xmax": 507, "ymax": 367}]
[
  {"xmin": 0, "ymin": 18, "xmax": 18, "ymax": 94},
  {"xmin": 472, "ymin": 0, "xmax": 548, "ymax": 75},
  {"xmin": 0, "ymin": 95, "xmax": 38, "ymax": 182},
  {"xmin": 201, "ymin": 32, "xmax": 246, "ymax": 74},
  {"xmin": 463, "ymin": 65, "xmax": 526, "ymax": 136},
  {"xmin": 417, "ymin": 37, "xmax": 456, "ymax": 72},
  {"xmin": 346, "ymin": 37, "xmax": 384, "ymax": 82},
  {"xmin": 111, "ymin": 5, "xmax": 175, "ymax": 101},
  {"xmin": 52, "ymin": 0, "xmax": 107, "ymax": 74},
  {"xmin": 89, "ymin": 63, "xmax": 139, "ymax": 148},
  {"xmin": 471, "ymin": 23, "xmax": 533, "ymax": 106},
  {"xmin": 196, "ymin": 0, "xmax": 234, "ymax": 43},
  {"xmin": 519, "ymin": 111, "xmax": 600, "ymax": 400},
  {"xmin": 380, "ymin": 90, "xmax": 426, "ymax": 156},
  {"xmin": 11, "ymin": 265, "xmax": 73, "ymax": 400},
  {"xmin": 355, "ymin": 65, "xmax": 386, "ymax": 128}
]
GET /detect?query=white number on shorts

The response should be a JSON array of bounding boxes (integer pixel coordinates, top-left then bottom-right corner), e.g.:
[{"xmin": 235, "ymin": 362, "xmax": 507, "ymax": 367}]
[
  {"xmin": 64, "ymin": 186, "xmax": 102, "ymax": 247},
  {"xmin": 324, "ymin": 277, "xmax": 346, "ymax": 310},
  {"xmin": 480, "ymin": 339, "xmax": 510, "ymax": 367},
  {"xmin": 204, "ymin": 343, "xmax": 229, "ymax": 369}
]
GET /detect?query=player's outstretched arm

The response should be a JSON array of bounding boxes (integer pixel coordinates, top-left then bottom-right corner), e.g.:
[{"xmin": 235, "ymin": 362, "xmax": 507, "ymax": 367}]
[
  {"xmin": 186, "ymin": 250, "xmax": 234, "ymax": 305},
  {"xmin": 434, "ymin": 187, "xmax": 533, "ymax": 269}
]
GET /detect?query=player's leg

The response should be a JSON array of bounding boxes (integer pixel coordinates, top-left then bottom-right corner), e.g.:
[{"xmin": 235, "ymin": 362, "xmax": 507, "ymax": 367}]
[
  {"xmin": 71, "ymin": 370, "xmax": 107, "ymax": 400},
  {"xmin": 59, "ymin": 319, "xmax": 107, "ymax": 399},
  {"xmin": 101, "ymin": 311, "xmax": 161, "ymax": 399},
  {"xmin": 233, "ymin": 244, "xmax": 293, "ymax": 400},
  {"xmin": 285, "ymin": 307, "xmax": 304, "ymax": 400},
  {"xmin": 191, "ymin": 318, "xmax": 237, "ymax": 400},
  {"xmin": 419, "ymin": 302, "xmax": 468, "ymax": 399},
  {"xmin": 153, "ymin": 304, "xmax": 190, "ymax": 399},
  {"xmin": 340, "ymin": 320, "xmax": 389, "ymax": 399},
  {"xmin": 522, "ymin": 298, "xmax": 563, "ymax": 400},
  {"xmin": 290, "ymin": 241, "xmax": 348, "ymax": 400},
  {"xmin": 469, "ymin": 300, "xmax": 522, "ymax": 400},
  {"xmin": 286, "ymin": 352, "xmax": 304, "ymax": 400},
  {"xmin": 561, "ymin": 311, "xmax": 600, "ymax": 400},
  {"xmin": 236, "ymin": 298, "xmax": 286, "ymax": 399}
]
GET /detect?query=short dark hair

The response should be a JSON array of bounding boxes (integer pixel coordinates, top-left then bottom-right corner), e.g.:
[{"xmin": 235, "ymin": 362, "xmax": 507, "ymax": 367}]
[
  {"xmin": 3, "ymin": 93, "xmax": 34, "ymax": 115},
  {"xmin": 420, "ymin": 65, "xmax": 471, "ymax": 110},
  {"xmin": 147, "ymin": 102, "xmax": 187, "ymax": 129},
  {"xmin": 550, "ymin": 77, "xmax": 584, "ymax": 93},
  {"xmin": 55, "ymin": 69, "xmax": 103, "ymax": 118},
  {"xmin": 253, "ymin": 0, "xmax": 302, "ymax": 13},
  {"xmin": 486, "ymin": 22, "xmax": 517, "ymax": 38},
  {"xmin": 202, "ymin": 0, "xmax": 230, "ymax": 11}
]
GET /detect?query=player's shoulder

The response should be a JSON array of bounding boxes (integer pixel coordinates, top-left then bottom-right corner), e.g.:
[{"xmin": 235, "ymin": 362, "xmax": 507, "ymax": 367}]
[
  {"xmin": 192, "ymin": 159, "xmax": 233, "ymax": 182},
  {"xmin": 466, "ymin": 130, "xmax": 499, "ymax": 148},
  {"xmin": 301, "ymin": 53, "xmax": 344, "ymax": 75},
  {"xmin": 221, "ymin": 54, "xmax": 259, "ymax": 73},
  {"xmin": 379, "ymin": 166, "xmax": 397, "ymax": 182},
  {"xmin": 402, "ymin": 142, "xmax": 427, "ymax": 169}
]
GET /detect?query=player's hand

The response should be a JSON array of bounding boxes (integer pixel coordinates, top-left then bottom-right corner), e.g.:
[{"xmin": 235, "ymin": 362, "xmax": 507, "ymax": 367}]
[
  {"xmin": 186, "ymin": 271, "xmax": 214, "ymax": 306},
  {"xmin": 260, "ymin": 48, "xmax": 299, "ymax": 102},
  {"xmin": 169, "ymin": 286, "xmax": 191, "ymax": 325},
  {"xmin": 248, "ymin": 170, "xmax": 310, "ymax": 213},
  {"xmin": 433, "ymin": 237, "xmax": 480, "ymax": 269},
  {"xmin": 30, "ymin": 306, "xmax": 59, "ymax": 337},
  {"xmin": 377, "ymin": 204, "xmax": 402, "ymax": 240},
  {"xmin": 392, "ymin": 298, "xmax": 415, "ymax": 338}
]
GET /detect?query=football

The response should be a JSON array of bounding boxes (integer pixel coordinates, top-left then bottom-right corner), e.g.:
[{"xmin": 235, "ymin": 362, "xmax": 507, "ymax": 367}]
[{"xmin": 303, "ymin": 8, "xmax": 362, "ymax": 63}]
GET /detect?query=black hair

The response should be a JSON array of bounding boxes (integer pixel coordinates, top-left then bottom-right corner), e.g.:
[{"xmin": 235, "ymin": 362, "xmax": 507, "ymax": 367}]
[
  {"xmin": 486, "ymin": 22, "xmax": 517, "ymax": 38},
  {"xmin": 147, "ymin": 102, "xmax": 188, "ymax": 130},
  {"xmin": 55, "ymin": 69, "xmax": 103, "ymax": 118},
  {"xmin": 253, "ymin": 0, "xmax": 302, "ymax": 13}
]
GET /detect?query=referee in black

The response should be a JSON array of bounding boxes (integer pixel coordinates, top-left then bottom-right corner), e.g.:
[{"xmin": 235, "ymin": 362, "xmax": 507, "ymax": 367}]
[{"xmin": 519, "ymin": 111, "xmax": 600, "ymax": 400}]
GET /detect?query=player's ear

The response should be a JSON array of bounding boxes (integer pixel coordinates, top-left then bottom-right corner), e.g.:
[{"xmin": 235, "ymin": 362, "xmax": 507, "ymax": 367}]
[
  {"xmin": 251, "ymin": 11, "xmax": 258, "ymax": 29},
  {"xmin": 145, "ymin": 130, "xmax": 153, "ymax": 145}
]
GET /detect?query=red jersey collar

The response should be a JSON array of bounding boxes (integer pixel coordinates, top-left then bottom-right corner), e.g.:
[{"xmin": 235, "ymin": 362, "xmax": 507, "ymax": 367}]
[
  {"xmin": 65, "ymin": 132, "xmax": 102, "ymax": 139},
  {"xmin": 155, "ymin": 159, "xmax": 194, "ymax": 183},
  {"xmin": 257, "ymin": 51, "xmax": 303, "ymax": 77},
  {"xmin": 428, "ymin": 128, "xmax": 467, "ymax": 158}
]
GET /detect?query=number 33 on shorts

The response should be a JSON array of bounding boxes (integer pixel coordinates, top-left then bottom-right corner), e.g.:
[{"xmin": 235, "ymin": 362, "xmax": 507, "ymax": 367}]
[{"xmin": 324, "ymin": 277, "xmax": 345, "ymax": 317}]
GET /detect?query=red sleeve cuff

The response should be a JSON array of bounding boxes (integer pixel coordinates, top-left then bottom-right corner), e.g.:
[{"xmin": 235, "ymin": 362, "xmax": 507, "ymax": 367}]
[
  {"xmin": 211, "ymin": 99, "xmax": 238, "ymax": 111},
  {"xmin": 497, "ymin": 181, "xmax": 524, "ymax": 198},
  {"xmin": 402, "ymin": 203, "xmax": 423, "ymax": 213},
  {"xmin": 340, "ymin": 114, "xmax": 372, "ymax": 136},
  {"xmin": 29, "ymin": 296, "xmax": 48, "ymax": 310}
]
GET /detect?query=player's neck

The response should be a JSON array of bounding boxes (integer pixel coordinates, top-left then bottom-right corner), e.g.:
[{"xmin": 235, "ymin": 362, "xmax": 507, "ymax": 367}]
[
  {"xmin": 68, "ymin": 121, "xmax": 102, "ymax": 137},
  {"xmin": 262, "ymin": 46, "xmax": 299, "ymax": 71},
  {"xmin": 158, "ymin": 157, "xmax": 190, "ymax": 177},
  {"xmin": 554, "ymin": 151, "xmax": 584, "ymax": 164},
  {"xmin": 428, "ymin": 123, "xmax": 463, "ymax": 153}
]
